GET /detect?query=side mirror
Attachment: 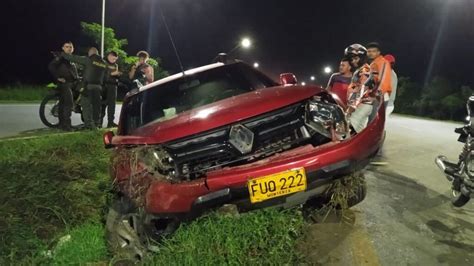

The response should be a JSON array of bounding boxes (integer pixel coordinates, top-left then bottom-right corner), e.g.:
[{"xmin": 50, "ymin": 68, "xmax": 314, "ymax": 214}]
[
  {"xmin": 279, "ymin": 73, "xmax": 298, "ymax": 86},
  {"xmin": 103, "ymin": 131, "xmax": 115, "ymax": 149}
]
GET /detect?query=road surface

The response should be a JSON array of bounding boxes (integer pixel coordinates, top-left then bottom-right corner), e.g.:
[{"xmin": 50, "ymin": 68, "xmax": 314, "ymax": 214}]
[
  {"xmin": 299, "ymin": 115, "xmax": 473, "ymax": 266},
  {"xmin": 0, "ymin": 104, "xmax": 122, "ymax": 138},
  {"xmin": 1, "ymin": 104, "xmax": 473, "ymax": 265}
]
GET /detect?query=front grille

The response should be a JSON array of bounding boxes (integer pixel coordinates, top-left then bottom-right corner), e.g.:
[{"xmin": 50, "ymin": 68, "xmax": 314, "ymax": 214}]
[{"xmin": 164, "ymin": 102, "xmax": 312, "ymax": 179}]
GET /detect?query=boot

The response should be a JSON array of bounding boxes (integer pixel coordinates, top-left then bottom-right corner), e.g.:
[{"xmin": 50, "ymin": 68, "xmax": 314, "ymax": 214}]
[{"xmin": 107, "ymin": 121, "xmax": 118, "ymax": 128}]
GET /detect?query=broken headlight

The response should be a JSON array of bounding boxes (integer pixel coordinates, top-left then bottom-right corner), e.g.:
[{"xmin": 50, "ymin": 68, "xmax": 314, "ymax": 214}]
[
  {"xmin": 306, "ymin": 99, "xmax": 348, "ymax": 139},
  {"xmin": 137, "ymin": 146, "xmax": 179, "ymax": 181}
]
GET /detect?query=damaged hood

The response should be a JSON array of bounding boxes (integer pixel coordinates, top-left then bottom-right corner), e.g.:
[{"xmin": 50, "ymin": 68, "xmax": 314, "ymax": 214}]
[{"xmin": 113, "ymin": 85, "xmax": 322, "ymax": 145}]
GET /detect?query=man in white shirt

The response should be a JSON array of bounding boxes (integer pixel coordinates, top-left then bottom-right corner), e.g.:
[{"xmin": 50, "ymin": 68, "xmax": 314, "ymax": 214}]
[{"xmin": 384, "ymin": 54, "xmax": 398, "ymax": 117}]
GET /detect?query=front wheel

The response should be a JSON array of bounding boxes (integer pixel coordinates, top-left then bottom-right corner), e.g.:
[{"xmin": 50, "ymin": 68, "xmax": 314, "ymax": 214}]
[
  {"xmin": 106, "ymin": 197, "xmax": 147, "ymax": 262},
  {"xmin": 451, "ymin": 190, "xmax": 470, "ymax": 207},
  {"xmin": 106, "ymin": 197, "xmax": 180, "ymax": 263},
  {"xmin": 39, "ymin": 93, "xmax": 60, "ymax": 128}
]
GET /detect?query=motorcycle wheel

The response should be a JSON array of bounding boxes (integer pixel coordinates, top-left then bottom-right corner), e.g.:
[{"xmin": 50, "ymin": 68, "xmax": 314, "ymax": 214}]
[
  {"xmin": 451, "ymin": 190, "xmax": 470, "ymax": 207},
  {"xmin": 39, "ymin": 93, "xmax": 60, "ymax": 128}
]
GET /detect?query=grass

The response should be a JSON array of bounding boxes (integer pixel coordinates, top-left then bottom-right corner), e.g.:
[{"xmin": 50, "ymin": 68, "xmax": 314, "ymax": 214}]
[
  {"xmin": 0, "ymin": 131, "xmax": 111, "ymax": 264},
  {"xmin": 0, "ymin": 85, "xmax": 50, "ymax": 102},
  {"xmin": 51, "ymin": 222, "xmax": 107, "ymax": 265},
  {"xmin": 145, "ymin": 208, "xmax": 305, "ymax": 265},
  {"xmin": 0, "ymin": 132, "xmax": 309, "ymax": 265}
]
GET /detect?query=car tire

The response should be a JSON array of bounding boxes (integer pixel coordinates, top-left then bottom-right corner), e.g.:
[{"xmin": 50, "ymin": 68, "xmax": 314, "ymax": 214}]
[
  {"xmin": 106, "ymin": 197, "xmax": 148, "ymax": 262},
  {"xmin": 106, "ymin": 196, "xmax": 181, "ymax": 262},
  {"xmin": 347, "ymin": 180, "xmax": 367, "ymax": 208},
  {"xmin": 303, "ymin": 173, "xmax": 367, "ymax": 211}
]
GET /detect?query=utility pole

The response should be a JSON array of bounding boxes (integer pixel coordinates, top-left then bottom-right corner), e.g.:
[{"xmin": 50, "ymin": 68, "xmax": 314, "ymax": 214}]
[{"xmin": 101, "ymin": 0, "xmax": 106, "ymax": 57}]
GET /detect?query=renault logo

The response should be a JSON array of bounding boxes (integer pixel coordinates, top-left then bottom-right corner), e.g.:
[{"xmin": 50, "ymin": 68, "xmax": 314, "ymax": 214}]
[{"xmin": 229, "ymin": 124, "xmax": 254, "ymax": 154}]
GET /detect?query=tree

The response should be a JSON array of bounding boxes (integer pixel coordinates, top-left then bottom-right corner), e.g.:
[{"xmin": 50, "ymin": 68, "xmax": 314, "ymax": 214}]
[
  {"xmin": 460, "ymin": 85, "xmax": 473, "ymax": 99},
  {"xmin": 395, "ymin": 77, "xmax": 422, "ymax": 114},
  {"xmin": 441, "ymin": 94, "xmax": 464, "ymax": 120},
  {"xmin": 80, "ymin": 22, "xmax": 169, "ymax": 80},
  {"xmin": 394, "ymin": 77, "xmax": 467, "ymax": 121},
  {"xmin": 419, "ymin": 77, "xmax": 455, "ymax": 119},
  {"xmin": 80, "ymin": 22, "xmax": 128, "ymax": 59}
]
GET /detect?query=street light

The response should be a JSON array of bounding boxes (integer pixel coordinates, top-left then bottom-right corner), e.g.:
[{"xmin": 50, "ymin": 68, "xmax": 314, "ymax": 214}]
[
  {"xmin": 324, "ymin": 66, "xmax": 332, "ymax": 74},
  {"xmin": 310, "ymin": 76, "xmax": 315, "ymax": 81},
  {"xmin": 227, "ymin": 37, "xmax": 252, "ymax": 55},
  {"xmin": 253, "ymin": 62, "xmax": 259, "ymax": 68},
  {"xmin": 241, "ymin": 38, "xmax": 252, "ymax": 49},
  {"xmin": 301, "ymin": 82, "xmax": 306, "ymax": 86}
]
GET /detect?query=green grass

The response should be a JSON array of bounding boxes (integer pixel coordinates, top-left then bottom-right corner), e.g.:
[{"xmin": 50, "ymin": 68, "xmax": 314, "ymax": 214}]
[
  {"xmin": 0, "ymin": 85, "xmax": 50, "ymax": 102},
  {"xmin": 0, "ymin": 132, "xmax": 308, "ymax": 265},
  {"xmin": 51, "ymin": 222, "xmax": 107, "ymax": 265},
  {"xmin": 146, "ymin": 208, "xmax": 305, "ymax": 265},
  {"xmin": 0, "ymin": 131, "xmax": 111, "ymax": 264}
]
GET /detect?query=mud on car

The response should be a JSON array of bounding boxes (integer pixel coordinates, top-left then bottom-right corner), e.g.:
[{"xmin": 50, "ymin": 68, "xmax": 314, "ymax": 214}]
[{"xmin": 103, "ymin": 61, "xmax": 385, "ymax": 259}]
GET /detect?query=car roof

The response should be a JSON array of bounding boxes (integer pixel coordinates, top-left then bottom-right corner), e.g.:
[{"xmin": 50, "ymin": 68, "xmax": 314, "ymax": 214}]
[{"xmin": 138, "ymin": 62, "xmax": 226, "ymax": 93}]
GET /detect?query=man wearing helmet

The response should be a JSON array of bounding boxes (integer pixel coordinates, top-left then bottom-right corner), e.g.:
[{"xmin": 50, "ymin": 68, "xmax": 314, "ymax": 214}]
[{"xmin": 344, "ymin": 43, "xmax": 378, "ymax": 133}]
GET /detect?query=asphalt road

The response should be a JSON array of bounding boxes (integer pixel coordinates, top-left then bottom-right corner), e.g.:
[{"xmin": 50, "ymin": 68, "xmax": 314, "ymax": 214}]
[
  {"xmin": 0, "ymin": 104, "xmax": 122, "ymax": 138},
  {"xmin": 300, "ymin": 115, "xmax": 474, "ymax": 265},
  {"xmin": 1, "ymin": 104, "xmax": 473, "ymax": 265},
  {"xmin": 362, "ymin": 116, "xmax": 474, "ymax": 266}
]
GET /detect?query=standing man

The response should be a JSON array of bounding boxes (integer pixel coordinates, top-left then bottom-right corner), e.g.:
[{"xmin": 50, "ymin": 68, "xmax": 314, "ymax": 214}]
[
  {"xmin": 61, "ymin": 47, "xmax": 107, "ymax": 129},
  {"xmin": 384, "ymin": 54, "xmax": 398, "ymax": 117},
  {"xmin": 128, "ymin": 51, "xmax": 154, "ymax": 88},
  {"xmin": 326, "ymin": 57, "xmax": 353, "ymax": 105},
  {"xmin": 102, "ymin": 51, "xmax": 121, "ymax": 128},
  {"xmin": 48, "ymin": 41, "xmax": 78, "ymax": 131},
  {"xmin": 366, "ymin": 42, "xmax": 392, "ymax": 110}
]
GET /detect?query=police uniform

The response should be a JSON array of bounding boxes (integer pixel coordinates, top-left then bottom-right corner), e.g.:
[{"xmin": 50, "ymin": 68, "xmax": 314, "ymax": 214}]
[
  {"xmin": 102, "ymin": 60, "xmax": 119, "ymax": 127},
  {"xmin": 48, "ymin": 56, "xmax": 79, "ymax": 130},
  {"xmin": 62, "ymin": 53, "xmax": 107, "ymax": 129}
]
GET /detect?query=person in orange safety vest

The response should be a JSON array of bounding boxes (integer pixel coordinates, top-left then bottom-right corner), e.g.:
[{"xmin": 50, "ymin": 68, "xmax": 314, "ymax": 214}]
[{"xmin": 366, "ymin": 42, "xmax": 392, "ymax": 111}]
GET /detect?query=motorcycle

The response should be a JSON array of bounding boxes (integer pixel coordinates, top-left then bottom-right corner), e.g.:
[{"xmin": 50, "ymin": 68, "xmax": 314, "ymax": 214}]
[
  {"xmin": 435, "ymin": 95, "xmax": 474, "ymax": 207},
  {"xmin": 39, "ymin": 82, "xmax": 83, "ymax": 128}
]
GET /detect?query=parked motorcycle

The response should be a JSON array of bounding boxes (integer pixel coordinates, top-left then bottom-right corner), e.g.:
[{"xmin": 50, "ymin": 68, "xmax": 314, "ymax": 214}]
[
  {"xmin": 435, "ymin": 95, "xmax": 474, "ymax": 207},
  {"xmin": 39, "ymin": 82, "xmax": 83, "ymax": 128}
]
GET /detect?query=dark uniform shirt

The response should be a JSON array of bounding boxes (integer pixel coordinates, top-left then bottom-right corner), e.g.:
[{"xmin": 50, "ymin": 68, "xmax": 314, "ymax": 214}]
[
  {"xmin": 105, "ymin": 60, "xmax": 119, "ymax": 85},
  {"xmin": 61, "ymin": 53, "xmax": 107, "ymax": 85},
  {"xmin": 48, "ymin": 56, "xmax": 79, "ymax": 83}
]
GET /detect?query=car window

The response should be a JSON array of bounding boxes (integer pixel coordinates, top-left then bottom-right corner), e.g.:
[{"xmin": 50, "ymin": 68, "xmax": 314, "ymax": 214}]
[{"xmin": 121, "ymin": 63, "xmax": 277, "ymax": 135}]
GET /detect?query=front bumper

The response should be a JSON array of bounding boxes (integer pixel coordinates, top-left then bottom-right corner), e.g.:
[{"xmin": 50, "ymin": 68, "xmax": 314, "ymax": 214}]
[
  {"xmin": 144, "ymin": 104, "xmax": 385, "ymax": 217},
  {"xmin": 145, "ymin": 158, "xmax": 368, "ymax": 219}
]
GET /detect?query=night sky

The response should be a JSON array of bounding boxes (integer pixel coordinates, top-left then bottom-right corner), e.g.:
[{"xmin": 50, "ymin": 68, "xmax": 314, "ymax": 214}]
[{"xmin": 1, "ymin": 0, "xmax": 473, "ymax": 86}]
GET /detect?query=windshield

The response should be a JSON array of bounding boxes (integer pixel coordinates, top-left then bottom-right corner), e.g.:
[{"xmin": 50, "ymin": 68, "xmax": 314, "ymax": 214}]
[{"xmin": 122, "ymin": 63, "xmax": 277, "ymax": 135}]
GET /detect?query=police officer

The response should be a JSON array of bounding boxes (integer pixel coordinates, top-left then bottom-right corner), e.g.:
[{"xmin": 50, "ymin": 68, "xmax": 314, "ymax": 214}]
[
  {"xmin": 48, "ymin": 41, "xmax": 79, "ymax": 131},
  {"xmin": 61, "ymin": 47, "xmax": 107, "ymax": 129},
  {"xmin": 102, "ymin": 51, "xmax": 121, "ymax": 128}
]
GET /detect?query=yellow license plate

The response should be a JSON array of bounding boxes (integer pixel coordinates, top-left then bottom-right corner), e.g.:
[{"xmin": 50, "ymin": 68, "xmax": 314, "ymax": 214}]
[{"xmin": 248, "ymin": 168, "xmax": 307, "ymax": 203}]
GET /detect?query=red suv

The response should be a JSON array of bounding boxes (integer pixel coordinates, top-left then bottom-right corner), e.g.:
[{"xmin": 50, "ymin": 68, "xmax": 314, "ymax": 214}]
[{"xmin": 104, "ymin": 61, "xmax": 385, "ymax": 258}]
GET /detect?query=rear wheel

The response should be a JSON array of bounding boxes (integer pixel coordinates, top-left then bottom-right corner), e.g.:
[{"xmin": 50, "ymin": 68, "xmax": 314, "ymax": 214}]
[{"xmin": 39, "ymin": 93, "xmax": 60, "ymax": 128}]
